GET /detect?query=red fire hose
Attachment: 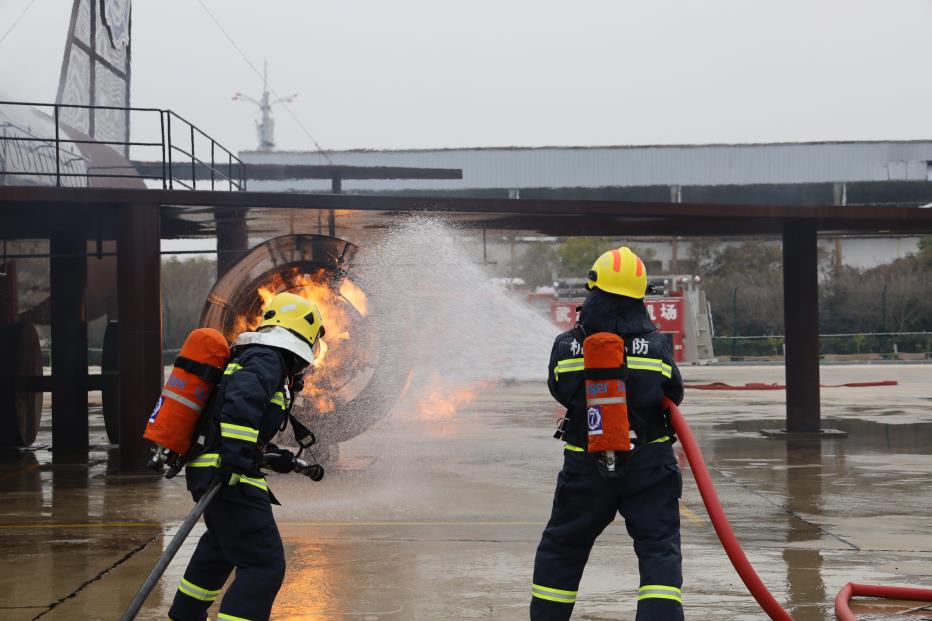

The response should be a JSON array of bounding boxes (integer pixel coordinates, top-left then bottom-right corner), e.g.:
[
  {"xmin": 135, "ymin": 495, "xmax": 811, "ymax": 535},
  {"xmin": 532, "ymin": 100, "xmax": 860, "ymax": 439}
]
[{"xmin": 663, "ymin": 397, "xmax": 932, "ymax": 620}]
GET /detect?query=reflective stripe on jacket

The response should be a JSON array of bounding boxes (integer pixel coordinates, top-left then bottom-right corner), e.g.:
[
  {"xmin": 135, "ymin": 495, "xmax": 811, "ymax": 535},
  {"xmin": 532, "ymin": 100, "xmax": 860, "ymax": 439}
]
[
  {"xmin": 185, "ymin": 345, "xmax": 290, "ymax": 506},
  {"xmin": 547, "ymin": 320, "xmax": 683, "ymax": 452}
]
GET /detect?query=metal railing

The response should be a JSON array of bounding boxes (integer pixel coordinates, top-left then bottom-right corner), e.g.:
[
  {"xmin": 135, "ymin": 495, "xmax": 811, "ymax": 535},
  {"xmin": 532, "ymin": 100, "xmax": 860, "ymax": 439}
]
[
  {"xmin": 0, "ymin": 101, "xmax": 246, "ymax": 191},
  {"xmin": 713, "ymin": 331, "xmax": 931, "ymax": 357}
]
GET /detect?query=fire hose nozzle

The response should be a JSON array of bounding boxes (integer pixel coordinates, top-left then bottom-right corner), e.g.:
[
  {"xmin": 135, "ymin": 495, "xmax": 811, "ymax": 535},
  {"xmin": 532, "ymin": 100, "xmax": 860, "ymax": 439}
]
[
  {"xmin": 295, "ymin": 458, "xmax": 325, "ymax": 482},
  {"xmin": 261, "ymin": 453, "xmax": 324, "ymax": 481}
]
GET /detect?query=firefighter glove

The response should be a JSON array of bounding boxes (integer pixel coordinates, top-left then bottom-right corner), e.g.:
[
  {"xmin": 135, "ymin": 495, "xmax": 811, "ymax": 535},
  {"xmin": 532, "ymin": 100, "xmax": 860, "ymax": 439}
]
[{"xmin": 268, "ymin": 448, "xmax": 297, "ymax": 474}]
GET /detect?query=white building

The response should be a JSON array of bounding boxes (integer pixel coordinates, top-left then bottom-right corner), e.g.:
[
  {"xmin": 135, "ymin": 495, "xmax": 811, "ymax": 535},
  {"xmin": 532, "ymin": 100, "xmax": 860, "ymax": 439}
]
[{"xmin": 242, "ymin": 140, "xmax": 932, "ymax": 269}]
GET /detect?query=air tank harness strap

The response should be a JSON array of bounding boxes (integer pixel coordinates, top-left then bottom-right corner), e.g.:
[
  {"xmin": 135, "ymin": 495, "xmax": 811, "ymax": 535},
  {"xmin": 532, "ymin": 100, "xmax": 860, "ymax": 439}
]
[
  {"xmin": 563, "ymin": 436, "xmax": 670, "ymax": 453},
  {"xmin": 584, "ymin": 366, "xmax": 627, "ymax": 381},
  {"xmin": 174, "ymin": 355, "xmax": 224, "ymax": 385}
]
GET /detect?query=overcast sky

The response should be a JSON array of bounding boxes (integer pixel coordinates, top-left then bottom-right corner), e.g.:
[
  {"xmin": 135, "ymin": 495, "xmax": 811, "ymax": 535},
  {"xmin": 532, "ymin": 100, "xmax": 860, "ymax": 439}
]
[{"xmin": 2, "ymin": 0, "xmax": 931, "ymax": 155}]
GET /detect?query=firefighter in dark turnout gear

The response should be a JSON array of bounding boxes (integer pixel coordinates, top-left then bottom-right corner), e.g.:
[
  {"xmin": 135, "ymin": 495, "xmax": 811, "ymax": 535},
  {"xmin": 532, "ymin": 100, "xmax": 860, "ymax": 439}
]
[
  {"xmin": 531, "ymin": 247, "xmax": 685, "ymax": 621},
  {"xmin": 168, "ymin": 292, "xmax": 325, "ymax": 621}
]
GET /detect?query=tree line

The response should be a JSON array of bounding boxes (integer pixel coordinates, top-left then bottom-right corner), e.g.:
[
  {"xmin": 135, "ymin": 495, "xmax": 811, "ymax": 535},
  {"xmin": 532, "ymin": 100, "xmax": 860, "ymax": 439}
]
[
  {"xmin": 154, "ymin": 238, "xmax": 931, "ymax": 358},
  {"xmin": 511, "ymin": 236, "xmax": 932, "ymax": 355}
]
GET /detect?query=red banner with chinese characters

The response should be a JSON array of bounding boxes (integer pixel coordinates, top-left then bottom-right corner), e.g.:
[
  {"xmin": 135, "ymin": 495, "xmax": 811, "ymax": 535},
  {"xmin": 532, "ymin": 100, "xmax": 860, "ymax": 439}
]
[
  {"xmin": 550, "ymin": 297, "xmax": 685, "ymax": 361},
  {"xmin": 645, "ymin": 297, "xmax": 685, "ymax": 361}
]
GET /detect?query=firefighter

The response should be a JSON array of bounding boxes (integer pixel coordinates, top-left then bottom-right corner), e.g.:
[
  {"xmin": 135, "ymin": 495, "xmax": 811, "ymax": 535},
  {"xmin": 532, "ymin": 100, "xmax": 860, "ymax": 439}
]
[
  {"xmin": 531, "ymin": 247, "xmax": 685, "ymax": 621},
  {"xmin": 168, "ymin": 291, "xmax": 325, "ymax": 621}
]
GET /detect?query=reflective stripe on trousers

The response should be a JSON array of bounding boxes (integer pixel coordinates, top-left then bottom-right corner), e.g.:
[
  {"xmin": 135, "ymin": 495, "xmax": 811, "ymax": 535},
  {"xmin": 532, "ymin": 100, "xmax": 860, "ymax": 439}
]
[
  {"xmin": 177, "ymin": 577, "xmax": 221, "ymax": 602},
  {"xmin": 531, "ymin": 583, "xmax": 577, "ymax": 604},
  {"xmin": 638, "ymin": 584, "xmax": 683, "ymax": 604}
]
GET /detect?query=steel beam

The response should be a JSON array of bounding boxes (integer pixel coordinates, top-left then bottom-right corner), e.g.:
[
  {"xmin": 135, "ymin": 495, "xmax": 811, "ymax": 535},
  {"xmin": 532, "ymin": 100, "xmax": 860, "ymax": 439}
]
[
  {"xmin": 4, "ymin": 187, "xmax": 932, "ymax": 237},
  {"xmin": 782, "ymin": 220, "xmax": 821, "ymax": 432},
  {"xmin": 117, "ymin": 204, "xmax": 162, "ymax": 471},
  {"xmin": 130, "ymin": 161, "xmax": 463, "ymax": 181},
  {"xmin": 50, "ymin": 233, "xmax": 88, "ymax": 456}
]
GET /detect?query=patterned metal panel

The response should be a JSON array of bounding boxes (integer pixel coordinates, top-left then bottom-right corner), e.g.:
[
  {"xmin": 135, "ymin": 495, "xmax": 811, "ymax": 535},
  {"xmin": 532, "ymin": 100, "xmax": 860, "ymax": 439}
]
[
  {"xmin": 96, "ymin": 12, "xmax": 127, "ymax": 68},
  {"xmin": 57, "ymin": 0, "xmax": 131, "ymax": 154},
  {"xmin": 74, "ymin": 0, "xmax": 90, "ymax": 44},
  {"xmin": 59, "ymin": 48, "xmax": 91, "ymax": 134},
  {"xmin": 93, "ymin": 64, "xmax": 127, "ymax": 144}
]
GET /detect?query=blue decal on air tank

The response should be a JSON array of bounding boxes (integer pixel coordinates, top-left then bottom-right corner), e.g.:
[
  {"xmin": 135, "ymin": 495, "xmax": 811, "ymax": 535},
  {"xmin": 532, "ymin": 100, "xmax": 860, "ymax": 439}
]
[
  {"xmin": 586, "ymin": 383, "xmax": 608, "ymax": 397},
  {"xmin": 148, "ymin": 396, "xmax": 164, "ymax": 424},
  {"xmin": 167, "ymin": 375, "xmax": 187, "ymax": 391},
  {"xmin": 588, "ymin": 405, "xmax": 603, "ymax": 435}
]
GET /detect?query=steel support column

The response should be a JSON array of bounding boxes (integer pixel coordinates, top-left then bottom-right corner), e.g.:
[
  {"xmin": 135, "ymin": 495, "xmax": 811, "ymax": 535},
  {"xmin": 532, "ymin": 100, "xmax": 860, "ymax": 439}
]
[
  {"xmin": 117, "ymin": 204, "xmax": 162, "ymax": 471},
  {"xmin": 50, "ymin": 233, "xmax": 88, "ymax": 455},
  {"xmin": 329, "ymin": 175, "xmax": 342, "ymax": 237},
  {"xmin": 215, "ymin": 208, "xmax": 249, "ymax": 278},
  {"xmin": 782, "ymin": 220, "xmax": 821, "ymax": 432},
  {"xmin": 0, "ymin": 259, "xmax": 17, "ymax": 323}
]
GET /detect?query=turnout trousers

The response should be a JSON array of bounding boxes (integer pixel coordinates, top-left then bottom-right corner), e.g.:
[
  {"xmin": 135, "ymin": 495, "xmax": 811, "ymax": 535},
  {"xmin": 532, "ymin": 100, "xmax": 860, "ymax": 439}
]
[
  {"xmin": 168, "ymin": 494, "xmax": 286, "ymax": 621},
  {"xmin": 531, "ymin": 447, "xmax": 683, "ymax": 621}
]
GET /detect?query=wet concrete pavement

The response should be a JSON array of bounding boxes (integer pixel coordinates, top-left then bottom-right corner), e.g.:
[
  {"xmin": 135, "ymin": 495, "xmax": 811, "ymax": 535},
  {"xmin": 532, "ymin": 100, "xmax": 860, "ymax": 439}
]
[{"xmin": 1, "ymin": 363, "xmax": 930, "ymax": 620}]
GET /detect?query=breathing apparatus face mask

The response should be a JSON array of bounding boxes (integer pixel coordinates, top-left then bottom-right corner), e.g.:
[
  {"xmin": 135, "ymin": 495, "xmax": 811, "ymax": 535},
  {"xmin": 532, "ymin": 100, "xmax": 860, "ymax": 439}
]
[{"xmin": 290, "ymin": 370, "xmax": 306, "ymax": 393}]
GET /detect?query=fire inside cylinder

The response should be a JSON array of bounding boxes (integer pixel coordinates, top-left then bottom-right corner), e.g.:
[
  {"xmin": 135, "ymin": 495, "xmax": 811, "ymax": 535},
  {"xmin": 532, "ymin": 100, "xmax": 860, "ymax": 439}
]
[{"xmin": 234, "ymin": 267, "xmax": 371, "ymax": 417}]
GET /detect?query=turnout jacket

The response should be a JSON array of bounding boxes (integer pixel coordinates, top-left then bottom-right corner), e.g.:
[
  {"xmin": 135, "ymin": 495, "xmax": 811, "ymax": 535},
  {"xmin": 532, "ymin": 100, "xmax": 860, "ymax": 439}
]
[
  {"xmin": 185, "ymin": 344, "xmax": 292, "ymax": 507},
  {"xmin": 548, "ymin": 289, "xmax": 684, "ymax": 466}
]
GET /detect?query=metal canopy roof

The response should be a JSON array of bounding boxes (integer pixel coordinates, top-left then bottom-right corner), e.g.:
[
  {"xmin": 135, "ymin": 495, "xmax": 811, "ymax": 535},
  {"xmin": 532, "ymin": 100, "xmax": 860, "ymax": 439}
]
[
  {"xmin": 242, "ymin": 140, "xmax": 932, "ymax": 192},
  {"xmin": 1, "ymin": 185, "xmax": 931, "ymax": 240}
]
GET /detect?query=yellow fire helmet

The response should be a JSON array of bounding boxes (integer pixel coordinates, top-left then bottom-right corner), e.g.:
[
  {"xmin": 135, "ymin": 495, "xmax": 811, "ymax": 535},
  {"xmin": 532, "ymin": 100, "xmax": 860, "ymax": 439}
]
[
  {"xmin": 586, "ymin": 246, "xmax": 648, "ymax": 299},
  {"xmin": 257, "ymin": 292, "xmax": 325, "ymax": 362}
]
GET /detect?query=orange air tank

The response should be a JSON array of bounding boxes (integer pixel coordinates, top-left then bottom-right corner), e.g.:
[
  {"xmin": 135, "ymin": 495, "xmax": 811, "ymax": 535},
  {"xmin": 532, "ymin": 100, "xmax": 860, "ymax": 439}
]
[
  {"xmin": 583, "ymin": 332, "xmax": 631, "ymax": 453},
  {"xmin": 144, "ymin": 328, "xmax": 230, "ymax": 455}
]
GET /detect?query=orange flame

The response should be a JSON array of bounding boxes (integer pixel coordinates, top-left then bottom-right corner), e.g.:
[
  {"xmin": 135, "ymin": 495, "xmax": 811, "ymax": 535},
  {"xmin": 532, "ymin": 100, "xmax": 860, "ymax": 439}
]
[
  {"xmin": 236, "ymin": 267, "xmax": 369, "ymax": 415},
  {"xmin": 407, "ymin": 373, "xmax": 494, "ymax": 425},
  {"xmin": 339, "ymin": 278, "xmax": 368, "ymax": 316},
  {"xmin": 418, "ymin": 383, "xmax": 478, "ymax": 420}
]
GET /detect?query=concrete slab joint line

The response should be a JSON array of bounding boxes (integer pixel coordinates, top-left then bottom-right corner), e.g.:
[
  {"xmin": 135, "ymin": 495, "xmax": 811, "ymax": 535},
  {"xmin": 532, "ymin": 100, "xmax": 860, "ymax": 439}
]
[
  {"xmin": 708, "ymin": 464, "xmax": 860, "ymax": 551},
  {"xmin": 30, "ymin": 535, "xmax": 159, "ymax": 620}
]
